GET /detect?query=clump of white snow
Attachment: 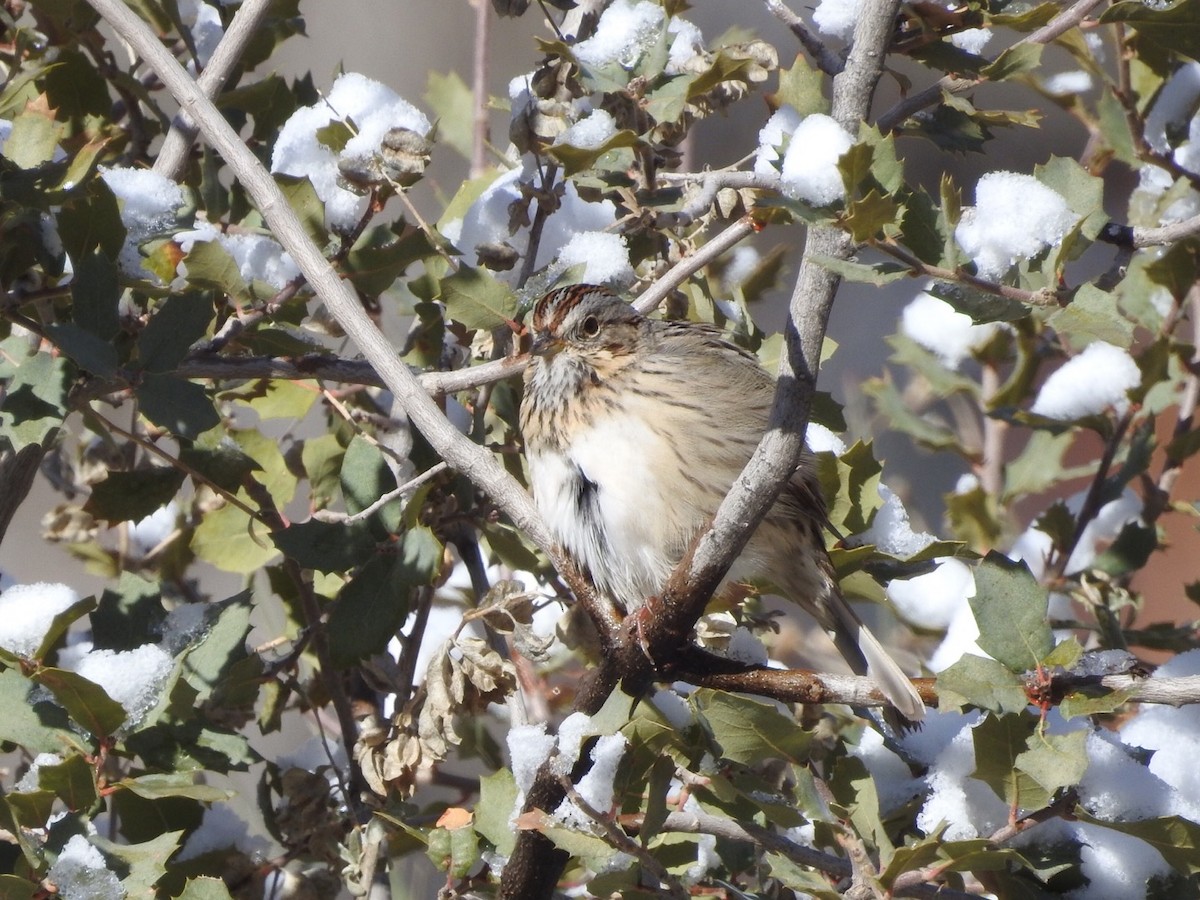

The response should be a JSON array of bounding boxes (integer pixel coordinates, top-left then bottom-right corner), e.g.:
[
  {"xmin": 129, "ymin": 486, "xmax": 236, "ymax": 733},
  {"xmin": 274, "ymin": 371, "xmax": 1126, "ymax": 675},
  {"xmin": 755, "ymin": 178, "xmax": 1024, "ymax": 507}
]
[
  {"xmin": 177, "ymin": 222, "xmax": 300, "ymax": 292},
  {"xmin": 100, "ymin": 166, "xmax": 185, "ymax": 277},
  {"xmin": 572, "ymin": 0, "xmax": 665, "ymax": 69},
  {"xmin": 1029, "ymin": 342, "xmax": 1140, "ymax": 420},
  {"xmin": 888, "ymin": 557, "xmax": 975, "ymax": 632},
  {"xmin": 71, "ymin": 643, "xmax": 174, "ymax": 729},
  {"xmin": 129, "ymin": 501, "xmax": 179, "ymax": 556},
  {"xmin": 665, "ymin": 17, "xmax": 706, "ymax": 76},
  {"xmin": 856, "ymin": 485, "xmax": 937, "ymax": 557},
  {"xmin": 554, "ymin": 109, "xmax": 618, "ymax": 150},
  {"xmin": 900, "ymin": 290, "xmax": 1000, "ymax": 369},
  {"xmin": 1067, "ymin": 822, "xmax": 1171, "ymax": 900},
  {"xmin": 507, "ymin": 722, "xmax": 557, "ymax": 823},
  {"xmin": 443, "ymin": 162, "xmax": 617, "ymax": 276},
  {"xmin": 780, "ymin": 114, "xmax": 854, "ymax": 206},
  {"xmin": 754, "ymin": 106, "xmax": 801, "ymax": 178},
  {"xmin": 849, "ymin": 727, "xmax": 922, "ymax": 813},
  {"xmin": 554, "ymin": 732, "xmax": 628, "ymax": 828},
  {"xmin": 178, "ymin": 803, "xmax": 272, "ymax": 861},
  {"xmin": 1044, "ymin": 70, "xmax": 1094, "ymax": 96},
  {"xmin": 1079, "ymin": 729, "xmax": 1200, "ymax": 822},
  {"xmin": 178, "ymin": 0, "xmax": 223, "ymax": 68},
  {"xmin": 551, "ymin": 231, "xmax": 633, "ymax": 287},
  {"xmin": 48, "ymin": 835, "xmax": 122, "ymax": 898},
  {"xmin": 804, "ymin": 422, "xmax": 847, "ymax": 456},
  {"xmin": 949, "ymin": 28, "xmax": 992, "ymax": 55},
  {"xmin": 0, "ymin": 582, "xmax": 80, "ymax": 658},
  {"xmin": 955, "ymin": 172, "xmax": 1078, "ymax": 279},
  {"xmin": 915, "ymin": 718, "xmax": 1008, "ymax": 839},
  {"xmin": 1119, "ymin": 650, "xmax": 1200, "ymax": 800},
  {"xmin": 271, "ymin": 72, "xmax": 431, "ymax": 232},
  {"xmin": 16, "ymin": 752, "xmax": 62, "ymax": 792},
  {"xmin": 813, "ymin": 0, "xmax": 862, "ymax": 39}
]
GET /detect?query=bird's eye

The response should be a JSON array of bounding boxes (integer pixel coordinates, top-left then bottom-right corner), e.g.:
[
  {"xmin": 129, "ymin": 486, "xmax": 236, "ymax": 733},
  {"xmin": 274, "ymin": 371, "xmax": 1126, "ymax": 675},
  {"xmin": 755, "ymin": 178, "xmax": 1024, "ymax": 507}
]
[{"xmin": 579, "ymin": 315, "xmax": 601, "ymax": 338}]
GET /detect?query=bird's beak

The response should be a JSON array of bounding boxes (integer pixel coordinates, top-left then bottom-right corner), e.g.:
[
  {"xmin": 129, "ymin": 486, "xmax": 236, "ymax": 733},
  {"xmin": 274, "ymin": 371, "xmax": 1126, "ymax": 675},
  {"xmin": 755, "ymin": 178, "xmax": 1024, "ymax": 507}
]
[{"xmin": 530, "ymin": 332, "xmax": 562, "ymax": 357}]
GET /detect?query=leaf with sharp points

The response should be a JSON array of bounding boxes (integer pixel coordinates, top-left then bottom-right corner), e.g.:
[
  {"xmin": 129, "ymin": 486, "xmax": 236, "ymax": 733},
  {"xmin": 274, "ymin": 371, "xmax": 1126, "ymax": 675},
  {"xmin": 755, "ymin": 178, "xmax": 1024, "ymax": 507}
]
[
  {"xmin": 1050, "ymin": 284, "xmax": 1134, "ymax": 351},
  {"xmin": 136, "ymin": 374, "xmax": 221, "ymax": 441},
  {"xmin": 137, "ymin": 294, "xmax": 215, "ymax": 372},
  {"xmin": 1101, "ymin": 0, "xmax": 1200, "ymax": 63},
  {"xmin": 119, "ymin": 773, "xmax": 232, "ymax": 801},
  {"xmin": 34, "ymin": 667, "xmax": 127, "ymax": 738},
  {"xmin": 83, "ymin": 467, "xmax": 185, "ymax": 523},
  {"xmin": 36, "ymin": 753, "xmax": 97, "ymax": 811},
  {"xmin": 693, "ymin": 689, "xmax": 810, "ymax": 765},
  {"xmin": 1015, "ymin": 729, "xmax": 1088, "ymax": 798},
  {"xmin": 272, "ymin": 519, "xmax": 378, "ymax": 572},
  {"xmin": 982, "ymin": 43, "xmax": 1044, "ymax": 80},
  {"xmin": 93, "ymin": 830, "xmax": 183, "ymax": 896},
  {"xmin": 46, "ymin": 323, "xmax": 118, "ymax": 376},
  {"xmin": 175, "ymin": 878, "xmax": 235, "ymax": 900},
  {"xmin": 0, "ymin": 348, "xmax": 71, "ymax": 450},
  {"xmin": 441, "ymin": 266, "xmax": 519, "ymax": 331},
  {"xmin": 328, "ymin": 526, "xmax": 441, "ymax": 666},
  {"xmin": 770, "ymin": 53, "xmax": 827, "ymax": 116},
  {"xmin": 936, "ymin": 654, "xmax": 1029, "ymax": 713},
  {"xmin": 0, "ymin": 669, "xmax": 80, "ymax": 753},
  {"xmin": 190, "ymin": 503, "xmax": 278, "ymax": 575},
  {"xmin": 972, "ymin": 713, "xmax": 1045, "ymax": 809},
  {"xmin": 969, "ymin": 553, "xmax": 1053, "ymax": 673},
  {"xmin": 181, "ymin": 239, "xmax": 249, "ymax": 302}
]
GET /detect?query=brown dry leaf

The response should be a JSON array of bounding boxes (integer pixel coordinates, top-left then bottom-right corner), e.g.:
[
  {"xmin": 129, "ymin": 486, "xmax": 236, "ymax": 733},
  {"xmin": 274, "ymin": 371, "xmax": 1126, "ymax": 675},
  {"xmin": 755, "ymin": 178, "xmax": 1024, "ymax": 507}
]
[{"xmin": 436, "ymin": 807, "xmax": 474, "ymax": 830}]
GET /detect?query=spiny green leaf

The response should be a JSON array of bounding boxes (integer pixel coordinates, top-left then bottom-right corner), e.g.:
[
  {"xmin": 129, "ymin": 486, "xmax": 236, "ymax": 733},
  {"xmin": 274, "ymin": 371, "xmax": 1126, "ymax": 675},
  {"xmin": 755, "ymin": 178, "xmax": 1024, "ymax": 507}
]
[
  {"xmin": 136, "ymin": 374, "xmax": 221, "ymax": 440},
  {"xmin": 693, "ymin": 689, "xmax": 810, "ymax": 765},
  {"xmin": 83, "ymin": 467, "xmax": 185, "ymax": 524},
  {"xmin": 970, "ymin": 553, "xmax": 1053, "ymax": 672},
  {"xmin": 0, "ymin": 668, "xmax": 81, "ymax": 754},
  {"xmin": 936, "ymin": 654, "xmax": 1029, "ymax": 713},
  {"xmin": 1050, "ymin": 284, "xmax": 1134, "ymax": 351},
  {"xmin": 1101, "ymin": 0, "xmax": 1200, "ymax": 63},
  {"xmin": 137, "ymin": 295, "xmax": 215, "ymax": 372},
  {"xmin": 328, "ymin": 526, "xmax": 442, "ymax": 666},
  {"xmin": 770, "ymin": 54, "xmax": 827, "ymax": 117},
  {"xmin": 441, "ymin": 266, "xmax": 519, "ymax": 331},
  {"xmin": 34, "ymin": 667, "xmax": 127, "ymax": 738}
]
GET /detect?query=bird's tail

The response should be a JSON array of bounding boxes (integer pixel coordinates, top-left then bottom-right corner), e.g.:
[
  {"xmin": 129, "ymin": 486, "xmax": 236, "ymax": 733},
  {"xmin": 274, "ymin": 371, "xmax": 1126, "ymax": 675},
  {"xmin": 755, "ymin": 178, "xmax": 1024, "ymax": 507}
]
[{"xmin": 825, "ymin": 588, "xmax": 925, "ymax": 729}]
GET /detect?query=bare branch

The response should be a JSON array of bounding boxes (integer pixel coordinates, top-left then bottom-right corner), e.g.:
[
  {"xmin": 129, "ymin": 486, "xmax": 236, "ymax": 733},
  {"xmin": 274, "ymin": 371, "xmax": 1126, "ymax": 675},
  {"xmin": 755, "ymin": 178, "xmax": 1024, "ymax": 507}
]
[
  {"xmin": 311, "ymin": 462, "xmax": 449, "ymax": 524},
  {"xmin": 634, "ymin": 217, "xmax": 758, "ymax": 314},
  {"xmin": 763, "ymin": 0, "xmax": 844, "ymax": 77},
  {"xmin": 655, "ymin": 171, "xmax": 778, "ymax": 228},
  {"xmin": 153, "ymin": 0, "xmax": 275, "ymax": 180}
]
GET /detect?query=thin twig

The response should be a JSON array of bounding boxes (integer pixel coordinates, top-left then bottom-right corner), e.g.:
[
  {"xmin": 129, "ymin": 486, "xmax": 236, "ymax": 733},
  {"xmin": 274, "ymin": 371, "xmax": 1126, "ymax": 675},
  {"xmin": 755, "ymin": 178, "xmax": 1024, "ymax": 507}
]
[
  {"xmin": 87, "ymin": 406, "xmax": 261, "ymax": 520},
  {"xmin": 310, "ymin": 462, "xmax": 448, "ymax": 524},
  {"xmin": 471, "ymin": 0, "xmax": 491, "ymax": 178},
  {"xmin": 559, "ymin": 778, "xmax": 689, "ymax": 900},
  {"xmin": 869, "ymin": 238, "xmax": 1055, "ymax": 305},
  {"xmin": 153, "ymin": 0, "xmax": 275, "ymax": 180},
  {"xmin": 763, "ymin": 0, "xmax": 844, "ymax": 76}
]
